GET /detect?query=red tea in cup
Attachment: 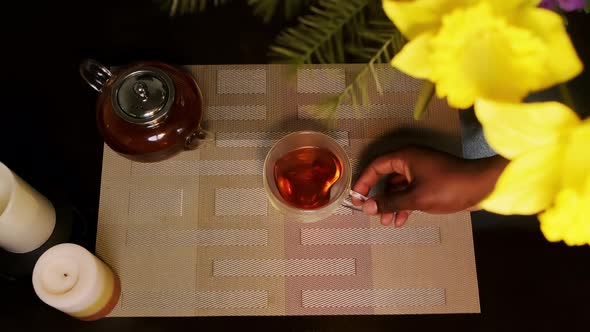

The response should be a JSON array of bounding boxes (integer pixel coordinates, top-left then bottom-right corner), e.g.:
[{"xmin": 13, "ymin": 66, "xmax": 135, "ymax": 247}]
[{"xmin": 274, "ymin": 147, "xmax": 342, "ymax": 209}]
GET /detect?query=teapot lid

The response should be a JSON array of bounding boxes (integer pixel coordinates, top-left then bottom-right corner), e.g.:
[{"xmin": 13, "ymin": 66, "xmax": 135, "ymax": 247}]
[{"xmin": 112, "ymin": 67, "xmax": 175, "ymax": 125}]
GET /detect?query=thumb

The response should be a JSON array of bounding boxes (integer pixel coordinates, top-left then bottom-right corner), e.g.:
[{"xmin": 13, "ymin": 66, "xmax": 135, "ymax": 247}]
[{"xmin": 373, "ymin": 189, "xmax": 417, "ymax": 214}]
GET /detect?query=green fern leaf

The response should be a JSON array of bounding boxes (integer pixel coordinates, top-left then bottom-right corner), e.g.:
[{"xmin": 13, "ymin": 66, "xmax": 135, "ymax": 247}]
[
  {"xmin": 248, "ymin": 0, "xmax": 313, "ymax": 22},
  {"xmin": 269, "ymin": 0, "xmax": 374, "ymax": 64},
  {"xmin": 314, "ymin": 29, "xmax": 406, "ymax": 120},
  {"xmin": 162, "ymin": 0, "xmax": 230, "ymax": 16}
]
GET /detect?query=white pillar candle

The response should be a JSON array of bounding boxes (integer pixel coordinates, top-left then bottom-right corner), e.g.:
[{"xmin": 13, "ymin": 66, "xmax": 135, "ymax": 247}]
[
  {"xmin": 32, "ymin": 243, "xmax": 121, "ymax": 320},
  {"xmin": 0, "ymin": 161, "xmax": 56, "ymax": 253}
]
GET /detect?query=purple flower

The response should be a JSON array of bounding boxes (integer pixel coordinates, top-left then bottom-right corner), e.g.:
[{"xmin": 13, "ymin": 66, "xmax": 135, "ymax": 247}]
[
  {"xmin": 539, "ymin": 0, "xmax": 586, "ymax": 11},
  {"xmin": 539, "ymin": 0, "xmax": 559, "ymax": 10},
  {"xmin": 557, "ymin": 0, "xmax": 586, "ymax": 11}
]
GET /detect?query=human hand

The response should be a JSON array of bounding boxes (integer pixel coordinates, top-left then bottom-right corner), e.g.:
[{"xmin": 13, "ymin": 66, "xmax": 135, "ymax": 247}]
[{"xmin": 352, "ymin": 146, "xmax": 507, "ymax": 227}]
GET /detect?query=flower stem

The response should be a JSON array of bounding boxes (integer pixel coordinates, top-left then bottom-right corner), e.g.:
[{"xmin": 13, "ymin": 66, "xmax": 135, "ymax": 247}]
[{"xmin": 414, "ymin": 81, "xmax": 435, "ymax": 120}]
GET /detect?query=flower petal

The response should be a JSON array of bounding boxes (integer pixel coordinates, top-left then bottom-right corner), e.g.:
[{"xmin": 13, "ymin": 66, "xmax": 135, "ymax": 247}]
[
  {"xmin": 512, "ymin": 8, "xmax": 583, "ymax": 90},
  {"xmin": 382, "ymin": 0, "xmax": 476, "ymax": 39},
  {"xmin": 539, "ymin": 177, "xmax": 590, "ymax": 246},
  {"xmin": 429, "ymin": 2, "xmax": 548, "ymax": 108},
  {"xmin": 489, "ymin": 0, "xmax": 542, "ymax": 13},
  {"xmin": 562, "ymin": 119, "xmax": 590, "ymax": 192},
  {"xmin": 391, "ymin": 32, "xmax": 434, "ymax": 80},
  {"xmin": 475, "ymin": 100, "xmax": 580, "ymax": 159},
  {"xmin": 479, "ymin": 145, "xmax": 562, "ymax": 215}
]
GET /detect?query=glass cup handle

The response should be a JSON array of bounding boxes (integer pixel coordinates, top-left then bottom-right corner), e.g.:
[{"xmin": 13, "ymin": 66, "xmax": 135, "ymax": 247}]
[
  {"xmin": 340, "ymin": 190, "xmax": 369, "ymax": 212},
  {"xmin": 79, "ymin": 59, "xmax": 112, "ymax": 92},
  {"xmin": 341, "ymin": 198, "xmax": 363, "ymax": 211}
]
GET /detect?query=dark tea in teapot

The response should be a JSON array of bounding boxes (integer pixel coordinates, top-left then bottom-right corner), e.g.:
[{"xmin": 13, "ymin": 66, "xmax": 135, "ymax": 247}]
[{"xmin": 80, "ymin": 60, "xmax": 210, "ymax": 162}]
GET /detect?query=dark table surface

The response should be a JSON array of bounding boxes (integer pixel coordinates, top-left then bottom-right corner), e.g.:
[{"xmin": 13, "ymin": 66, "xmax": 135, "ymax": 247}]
[{"xmin": 2, "ymin": 1, "xmax": 589, "ymax": 331}]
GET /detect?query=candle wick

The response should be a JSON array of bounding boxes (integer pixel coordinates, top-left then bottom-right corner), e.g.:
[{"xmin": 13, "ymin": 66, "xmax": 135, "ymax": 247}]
[{"xmin": 64, "ymin": 273, "xmax": 68, "ymax": 277}]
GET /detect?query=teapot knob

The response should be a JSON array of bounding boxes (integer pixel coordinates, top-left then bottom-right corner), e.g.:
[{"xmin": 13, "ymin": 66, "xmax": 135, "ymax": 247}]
[{"xmin": 133, "ymin": 82, "xmax": 150, "ymax": 102}]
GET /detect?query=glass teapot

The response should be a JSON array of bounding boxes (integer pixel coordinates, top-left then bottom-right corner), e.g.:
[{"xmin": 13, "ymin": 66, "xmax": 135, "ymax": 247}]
[{"xmin": 80, "ymin": 59, "xmax": 210, "ymax": 162}]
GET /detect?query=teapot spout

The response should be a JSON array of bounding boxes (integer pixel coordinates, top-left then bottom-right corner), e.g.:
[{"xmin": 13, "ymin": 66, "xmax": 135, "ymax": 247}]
[{"xmin": 185, "ymin": 128, "xmax": 212, "ymax": 150}]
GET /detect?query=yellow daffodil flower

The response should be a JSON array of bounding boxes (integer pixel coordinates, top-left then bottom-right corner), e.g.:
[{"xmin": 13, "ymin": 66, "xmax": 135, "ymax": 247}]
[
  {"xmin": 383, "ymin": 0, "xmax": 542, "ymax": 39},
  {"xmin": 475, "ymin": 99, "xmax": 590, "ymax": 245},
  {"xmin": 539, "ymin": 178, "xmax": 590, "ymax": 246},
  {"xmin": 383, "ymin": 0, "xmax": 478, "ymax": 39},
  {"xmin": 384, "ymin": 0, "xmax": 583, "ymax": 109}
]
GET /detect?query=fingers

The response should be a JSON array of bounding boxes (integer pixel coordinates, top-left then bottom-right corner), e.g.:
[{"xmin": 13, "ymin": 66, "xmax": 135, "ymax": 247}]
[
  {"xmin": 352, "ymin": 154, "xmax": 410, "ymax": 199},
  {"xmin": 351, "ymin": 196, "xmax": 364, "ymax": 206},
  {"xmin": 393, "ymin": 210, "xmax": 412, "ymax": 227},
  {"xmin": 376, "ymin": 210, "xmax": 413, "ymax": 227},
  {"xmin": 361, "ymin": 189, "xmax": 416, "ymax": 215},
  {"xmin": 350, "ymin": 190, "xmax": 369, "ymax": 206},
  {"xmin": 362, "ymin": 200, "xmax": 378, "ymax": 215},
  {"xmin": 375, "ymin": 189, "xmax": 416, "ymax": 214},
  {"xmin": 353, "ymin": 173, "xmax": 410, "ymax": 206},
  {"xmin": 361, "ymin": 192, "xmax": 413, "ymax": 227},
  {"xmin": 380, "ymin": 212, "xmax": 395, "ymax": 226},
  {"xmin": 387, "ymin": 173, "xmax": 410, "ymax": 191}
]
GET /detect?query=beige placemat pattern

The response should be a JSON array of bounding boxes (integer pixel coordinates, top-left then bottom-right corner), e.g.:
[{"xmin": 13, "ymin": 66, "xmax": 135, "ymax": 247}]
[{"xmin": 96, "ymin": 64, "xmax": 479, "ymax": 316}]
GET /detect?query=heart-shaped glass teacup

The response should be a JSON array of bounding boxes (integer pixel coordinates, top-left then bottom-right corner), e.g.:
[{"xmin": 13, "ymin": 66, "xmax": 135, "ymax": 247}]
[{"xmin": 263, "ymin": 131, "xmax": 358, "ymax": 223}]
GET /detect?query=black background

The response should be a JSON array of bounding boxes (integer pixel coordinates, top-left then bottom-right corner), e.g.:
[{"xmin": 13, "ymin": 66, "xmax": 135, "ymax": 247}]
[{"xmin": 1, "ymin": 1, "xmax": 589, "ymax": 331}]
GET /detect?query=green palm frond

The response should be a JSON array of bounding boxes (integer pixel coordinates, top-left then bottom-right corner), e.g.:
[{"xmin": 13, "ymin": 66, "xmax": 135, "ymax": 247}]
[
  {"xmin": 269, "ymin": 0, "xmax": 378, "ymax": 64},
  {"xmin": 248, "ymin": 0, "xmax": 314, "ymax": 22},
  {"xmin": 346, "ymin": 18, "xmax": 404, "ymax": 61},
  {"xmin": 314, "ymin": 29, "xmax": 407, "ymax": 118},
  {"xmin": 270, "ymin": 0, "xmax": 410, "ymax": 119},
  {"xmin": 162, "ymin": 0, "xmax": 230, "ymax": 16}
]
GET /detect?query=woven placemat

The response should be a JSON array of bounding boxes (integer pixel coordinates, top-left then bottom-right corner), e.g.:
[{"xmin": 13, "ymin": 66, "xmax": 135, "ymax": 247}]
[{"xmin": 96, "ymin": 64, "xmax": 479, "ymax": 316}]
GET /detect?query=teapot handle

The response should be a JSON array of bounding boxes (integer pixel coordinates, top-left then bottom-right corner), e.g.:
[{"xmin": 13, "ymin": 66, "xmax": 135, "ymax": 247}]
[
  {"xmin": 185, "ymin": 128, "xmax": 213, "ymax": 150},
  {"xmin": 79, "ymin": 59, "xmax": 112, "ymax": 92}
]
